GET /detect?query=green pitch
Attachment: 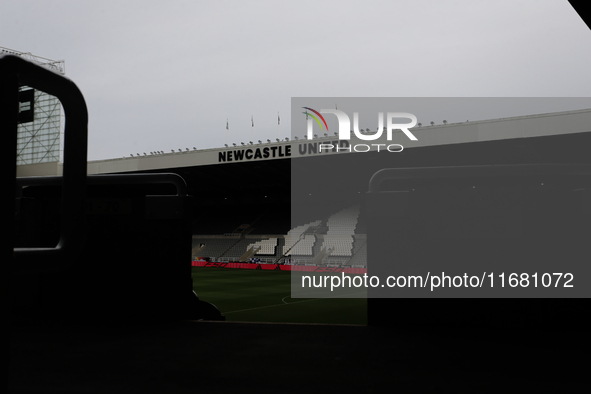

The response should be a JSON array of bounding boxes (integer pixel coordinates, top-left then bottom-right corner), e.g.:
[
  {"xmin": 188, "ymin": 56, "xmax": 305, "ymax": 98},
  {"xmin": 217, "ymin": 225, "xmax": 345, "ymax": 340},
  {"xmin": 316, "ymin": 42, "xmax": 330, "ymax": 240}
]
[{"xmin": 191, "ymin": 267, "xmax": 367, "ymax": 325}]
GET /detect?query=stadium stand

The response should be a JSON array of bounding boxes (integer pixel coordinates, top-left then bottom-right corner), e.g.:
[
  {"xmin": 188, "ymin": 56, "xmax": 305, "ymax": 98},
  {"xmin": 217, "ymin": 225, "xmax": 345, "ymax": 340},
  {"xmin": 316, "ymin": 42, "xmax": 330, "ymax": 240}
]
[
  {"xmin": 192, "ymin": 235, "xmax": 241, "ymax": 260},
  {"xmin": 321, "ymin": 204, "xmax": 359, "ymax": 257},
  {"xmin": 288, "ymin": 234, "xmax": 316, "ymax": 256},
  {"xmin": 192, "ymin": 202, "xmax": 291, "ymax": 235},
  {"xmin": 348, "ymin": 235, "xmax": 368, "ymax": 266},
  {"xmin": 247, "ymin": 237, "xmax": 278, "ymax": 255},
  {"xmin": 282, "ymin": 220, "xmax": 321, "ymax": 256},
  {"xmin": 190, "ymin": 201, "xmax": 370, "ymax": 266}
]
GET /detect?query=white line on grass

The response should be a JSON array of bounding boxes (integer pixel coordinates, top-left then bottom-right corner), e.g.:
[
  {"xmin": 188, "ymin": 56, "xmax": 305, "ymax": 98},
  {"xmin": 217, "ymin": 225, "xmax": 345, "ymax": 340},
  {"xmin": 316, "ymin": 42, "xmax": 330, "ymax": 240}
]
[
  {"xmin": 225, "ymin": 291, "xmax": 366, "ymax": 315},
  {"xmin": 224, "ymin": 298, "xmax": 319, "ymax": 315}
]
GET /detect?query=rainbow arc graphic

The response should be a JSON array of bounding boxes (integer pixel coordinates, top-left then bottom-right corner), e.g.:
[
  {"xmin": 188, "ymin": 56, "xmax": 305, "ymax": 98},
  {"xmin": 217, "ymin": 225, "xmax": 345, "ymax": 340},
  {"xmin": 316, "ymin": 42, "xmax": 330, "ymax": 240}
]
[{"xmin": 302, "ymin": 107, "xmax": 329, "ymax": 131}]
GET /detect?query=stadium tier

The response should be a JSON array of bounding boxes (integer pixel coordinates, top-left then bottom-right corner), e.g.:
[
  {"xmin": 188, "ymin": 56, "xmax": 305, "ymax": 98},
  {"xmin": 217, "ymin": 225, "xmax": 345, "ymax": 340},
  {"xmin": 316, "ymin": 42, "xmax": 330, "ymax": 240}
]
[
  {"xmin": 191, "ymin": 202, "xmax": 367, "ymax": 266},
  {"xmin": 79, "ymin": 108, "xmax": 591, "ymax": 269}
]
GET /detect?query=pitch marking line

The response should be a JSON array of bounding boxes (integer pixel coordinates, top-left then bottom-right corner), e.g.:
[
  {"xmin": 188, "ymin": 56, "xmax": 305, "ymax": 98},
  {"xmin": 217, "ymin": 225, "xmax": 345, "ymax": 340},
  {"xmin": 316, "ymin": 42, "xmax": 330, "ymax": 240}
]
[
  {"xmin": 224, "ymin": 298, "xmax": 319, "ymax": 315},
  {"xmin": 224, "ymin": 291, "xmax": 366, "ymax": 315}
]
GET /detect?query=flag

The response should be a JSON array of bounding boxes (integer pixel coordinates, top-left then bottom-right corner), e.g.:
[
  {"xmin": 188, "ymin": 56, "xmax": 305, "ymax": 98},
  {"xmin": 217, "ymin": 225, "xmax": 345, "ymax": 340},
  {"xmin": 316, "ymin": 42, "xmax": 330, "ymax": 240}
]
[
  {"xmin": 226, "ymin": 119, "xmax": 229, "ymax": 130},
  {"xmin": 278, "ymin": 112, "xmax": 280, "ymax": 125},
  {"xmin": 251, "ymin": 115, "xmax": 254, "ymax": 127}
]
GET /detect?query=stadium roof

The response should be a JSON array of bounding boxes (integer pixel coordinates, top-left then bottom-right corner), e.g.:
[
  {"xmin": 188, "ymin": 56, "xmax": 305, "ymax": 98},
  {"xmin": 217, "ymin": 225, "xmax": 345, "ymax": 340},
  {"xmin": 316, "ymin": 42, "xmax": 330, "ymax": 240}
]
[{"xmin": 16, "ymin": 108, "xmax": 591, "ymax": 204}]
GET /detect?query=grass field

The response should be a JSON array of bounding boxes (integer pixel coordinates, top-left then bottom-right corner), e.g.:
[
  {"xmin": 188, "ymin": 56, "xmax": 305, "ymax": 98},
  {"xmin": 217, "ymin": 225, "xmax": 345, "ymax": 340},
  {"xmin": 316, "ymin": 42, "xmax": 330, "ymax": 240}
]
[{"xmin": 191, "ymin": 267, "xmax": 367, "ymax": 325}]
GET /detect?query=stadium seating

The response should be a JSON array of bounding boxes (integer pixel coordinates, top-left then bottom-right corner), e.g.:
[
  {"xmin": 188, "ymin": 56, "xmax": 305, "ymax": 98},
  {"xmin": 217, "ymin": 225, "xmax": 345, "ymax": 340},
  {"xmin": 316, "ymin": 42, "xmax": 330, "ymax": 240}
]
[
  {"xmin": 191, "ymin": 203, "xmax": 369, "ymax": 266},
  {"xmin": 282, "ymin": 220, "xmax": 321, "ymax": 256},
  {"xmin": 247, "ymin": 237, "xmax": 278, "ymax": 255},
  {"xmin": 321, "ymin": 205, "xmax": 359, "ymax": 257}
]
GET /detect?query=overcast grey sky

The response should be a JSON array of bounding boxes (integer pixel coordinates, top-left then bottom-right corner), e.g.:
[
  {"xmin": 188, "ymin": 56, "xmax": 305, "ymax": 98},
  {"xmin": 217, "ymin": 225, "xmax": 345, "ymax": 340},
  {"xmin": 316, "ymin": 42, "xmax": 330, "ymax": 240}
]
[{"xmin": 2, "ymin": 0, "xmax": 591, "ymax": 160}]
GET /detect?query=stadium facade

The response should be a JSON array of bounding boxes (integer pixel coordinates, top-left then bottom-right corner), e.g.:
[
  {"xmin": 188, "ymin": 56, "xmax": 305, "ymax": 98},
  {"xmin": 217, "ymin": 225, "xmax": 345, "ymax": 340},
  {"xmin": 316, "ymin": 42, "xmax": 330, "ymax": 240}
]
[{"xmin": 16, "ymin": 107, "xmax": 591, "ymax": 267}]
